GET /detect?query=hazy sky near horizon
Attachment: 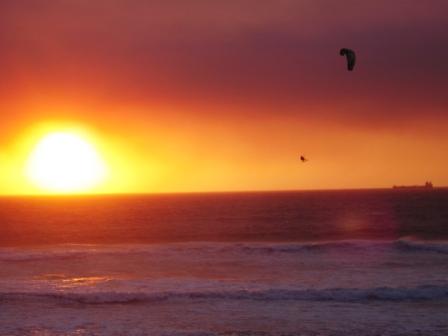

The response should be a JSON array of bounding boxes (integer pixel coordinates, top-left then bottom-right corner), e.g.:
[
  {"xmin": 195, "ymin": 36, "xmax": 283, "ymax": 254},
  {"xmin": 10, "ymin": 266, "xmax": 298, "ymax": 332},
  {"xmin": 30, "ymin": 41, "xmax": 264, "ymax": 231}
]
[{"xmin": 1, "ymin": 1, "xmax": 448, "ymax": 193}]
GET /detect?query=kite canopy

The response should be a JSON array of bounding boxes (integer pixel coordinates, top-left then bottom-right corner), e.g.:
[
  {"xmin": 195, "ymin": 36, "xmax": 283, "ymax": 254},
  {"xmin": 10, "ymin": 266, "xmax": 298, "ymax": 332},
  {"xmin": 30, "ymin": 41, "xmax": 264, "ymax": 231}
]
[{"xmin": 340, "ymin": 48, "xmax": 356, "ymax": 71}]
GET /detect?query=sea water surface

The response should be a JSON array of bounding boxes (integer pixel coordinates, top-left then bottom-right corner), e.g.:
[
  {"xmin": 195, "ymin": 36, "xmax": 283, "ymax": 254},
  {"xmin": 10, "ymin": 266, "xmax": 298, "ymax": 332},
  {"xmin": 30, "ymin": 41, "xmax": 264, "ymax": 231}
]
[{"xmin": 1, "ymin": 190, "xmax": 448, "ymax": 336}]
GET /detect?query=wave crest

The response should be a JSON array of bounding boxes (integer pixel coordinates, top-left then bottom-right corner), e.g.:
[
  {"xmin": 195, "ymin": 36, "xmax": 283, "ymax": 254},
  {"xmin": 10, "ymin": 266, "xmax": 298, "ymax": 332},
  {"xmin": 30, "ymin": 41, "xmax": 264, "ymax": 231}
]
[
  {"xmin": 1, "ymin": 239, "xmax": 448, "ymax": 262},
  {"xmin": 2, "ymin": 285, "xmax": 447, "ymax": 304}
]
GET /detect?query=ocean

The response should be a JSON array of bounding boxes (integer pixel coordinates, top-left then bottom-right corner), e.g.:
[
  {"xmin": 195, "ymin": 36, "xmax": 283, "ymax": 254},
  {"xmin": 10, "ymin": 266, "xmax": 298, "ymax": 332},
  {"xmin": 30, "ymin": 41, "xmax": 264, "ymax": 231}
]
[{"xmin": 1, "ymin": 189, "xmax": 447, "ymax": 336}]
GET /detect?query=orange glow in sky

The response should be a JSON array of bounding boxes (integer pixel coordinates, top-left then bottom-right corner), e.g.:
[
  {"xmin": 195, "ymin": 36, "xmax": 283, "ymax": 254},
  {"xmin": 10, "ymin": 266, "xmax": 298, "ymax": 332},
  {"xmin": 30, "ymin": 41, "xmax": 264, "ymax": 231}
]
[{"xmin": 0, "ymin": 1, "xmax": 447, "ymax": 194}]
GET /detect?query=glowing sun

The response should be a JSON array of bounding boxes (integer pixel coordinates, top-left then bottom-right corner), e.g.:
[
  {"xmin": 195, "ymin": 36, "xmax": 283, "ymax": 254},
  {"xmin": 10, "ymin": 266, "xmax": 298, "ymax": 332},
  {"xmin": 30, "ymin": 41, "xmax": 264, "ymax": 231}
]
[{"xmin": 26, "ymin": 132, "xmax": 108, "ymax": 193}]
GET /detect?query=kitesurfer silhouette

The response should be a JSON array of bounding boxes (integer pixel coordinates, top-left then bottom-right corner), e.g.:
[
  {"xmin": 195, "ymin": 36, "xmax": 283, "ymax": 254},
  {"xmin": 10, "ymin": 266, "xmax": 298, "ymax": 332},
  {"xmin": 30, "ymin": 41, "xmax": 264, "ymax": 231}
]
[{"xmin": 340, "ymin": 48, "xmax": 356, "ymax": 71}]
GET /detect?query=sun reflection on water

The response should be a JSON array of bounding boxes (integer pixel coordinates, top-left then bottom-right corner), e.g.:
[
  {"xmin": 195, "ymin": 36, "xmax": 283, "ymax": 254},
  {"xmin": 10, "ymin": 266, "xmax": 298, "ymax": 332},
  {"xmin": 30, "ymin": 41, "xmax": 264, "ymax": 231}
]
[
  {"xmin": 60, "ymin": 276, "xmax": 111, "ymax": 288},
  {"xmin": 37, "ymin": 274, "xmax": 113, "ymax": 289}
]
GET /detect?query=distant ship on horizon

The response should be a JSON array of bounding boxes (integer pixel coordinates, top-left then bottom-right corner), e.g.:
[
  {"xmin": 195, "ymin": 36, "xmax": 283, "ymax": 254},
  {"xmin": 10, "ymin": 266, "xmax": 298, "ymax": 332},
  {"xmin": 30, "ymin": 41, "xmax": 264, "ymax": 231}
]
[{"xmin": 392, "ymin": 181, "xmax": 434, "ymax": 190}]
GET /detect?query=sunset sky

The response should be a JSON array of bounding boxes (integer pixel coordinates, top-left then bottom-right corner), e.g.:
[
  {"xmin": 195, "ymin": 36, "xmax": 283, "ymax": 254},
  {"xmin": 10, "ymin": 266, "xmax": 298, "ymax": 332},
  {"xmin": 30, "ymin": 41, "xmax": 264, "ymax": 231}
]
[{"xmin": 1, "ymin": 0, "xmax": 447, "ymax": 194}]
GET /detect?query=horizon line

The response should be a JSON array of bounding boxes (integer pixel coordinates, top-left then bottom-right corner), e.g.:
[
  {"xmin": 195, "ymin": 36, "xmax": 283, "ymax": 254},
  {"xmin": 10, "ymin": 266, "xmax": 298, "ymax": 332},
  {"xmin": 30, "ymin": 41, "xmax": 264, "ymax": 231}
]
[{"xmin": 1, "ymin": 186, "xmax": 447, "ymax": 198}]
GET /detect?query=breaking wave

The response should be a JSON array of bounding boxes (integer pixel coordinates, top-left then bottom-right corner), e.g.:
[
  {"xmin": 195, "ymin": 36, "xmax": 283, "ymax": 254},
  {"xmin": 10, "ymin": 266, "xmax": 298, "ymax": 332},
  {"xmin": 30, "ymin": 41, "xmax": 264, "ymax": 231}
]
[
  {"xmin": 1, "ymin": 239, "xmax": 448, "ymax": 262},
  {"xmin": 1, "ymin": 285, "xmax": 447, "ymax": 304}
]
